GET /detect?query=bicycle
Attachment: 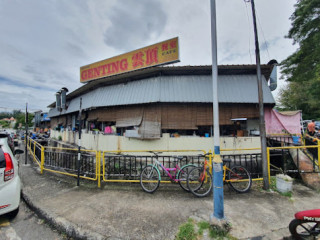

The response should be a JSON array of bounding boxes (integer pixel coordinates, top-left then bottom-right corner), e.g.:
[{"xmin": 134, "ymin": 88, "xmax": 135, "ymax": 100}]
[
  {"xmin": 187, "ymin": 154, "xmax": 252, "ymax": 197},
  {"xmin": 289, "ymin": 209, "xmax": 320, "ymax": 240},
  {"xmin": 140, "ymin": 151, "xmax": 197, "ymax": 193}
]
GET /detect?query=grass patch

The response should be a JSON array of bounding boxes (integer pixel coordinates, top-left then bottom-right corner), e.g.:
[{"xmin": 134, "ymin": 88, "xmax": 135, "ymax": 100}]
[
  {"xmin": 176, "ymin": 219, "xmax": 236, "ymax": 240},
  {"xmin": 209, "ymin": 224, "xmax": 236, "ymax": 240},
  {"xmin": 198, "ymin": 221, "xmax": 211, "ymax": 235},
  {"xmin": 175, "ymin": 219, "xmax": 197, "ymax": 240},
  {"xmin": 280, "ymin": 191, "xmax": 292, "ymax": 198},
  {"xmin": 269, "ymin": 176, "xmax": 277, "ymax": 190}
]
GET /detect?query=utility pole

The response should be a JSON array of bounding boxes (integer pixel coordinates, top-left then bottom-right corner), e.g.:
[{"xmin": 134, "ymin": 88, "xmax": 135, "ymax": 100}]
[
  {"xmin": 77, "ymin": 98, "xmax": 82, "ymax": 186},
  {"xmin": 25, "ymin": 103, "xmax": 28, "ymax": 165},
  {"xmin": 250, "ymin": 0, "xmax": 269, "ymax": 189},
  {"xmin": 210, "ymin": 0, "xmax": 224, "ymax": 220}
]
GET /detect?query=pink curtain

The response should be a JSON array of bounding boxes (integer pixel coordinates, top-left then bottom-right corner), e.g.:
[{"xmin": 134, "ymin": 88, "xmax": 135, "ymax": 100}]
[{"xmin": 265, "ymin": 109, "xmax": 301, "ymax": 135}]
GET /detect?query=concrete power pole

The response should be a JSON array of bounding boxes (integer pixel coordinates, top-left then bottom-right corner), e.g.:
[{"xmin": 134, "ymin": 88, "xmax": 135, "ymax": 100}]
[
  {"xmin": 250, "ymin": 0, "xmax": 269, "ymax": 189},
  {"xmin": 210, "ymin": 0, "xmax": 224, "ymax": 220}
]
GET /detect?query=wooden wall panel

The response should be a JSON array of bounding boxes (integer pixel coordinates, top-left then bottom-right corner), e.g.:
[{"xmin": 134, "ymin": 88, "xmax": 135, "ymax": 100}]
[
  {"xmin": 140, "ymin": 105, "xmax": 161, "ymax": 139},
  {"xmin": 161, "ymin": 104, "xmax": 197, "ymax": 129},
  {"xmin": 56, "ymin": 103, "xmax": 262, "ymax": 131}
]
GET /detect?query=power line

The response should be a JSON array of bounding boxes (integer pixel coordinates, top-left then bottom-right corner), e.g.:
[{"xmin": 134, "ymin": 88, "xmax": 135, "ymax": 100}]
[
  {"xmin": 244, "ymin": 0, "xmax": 253, "ymax": 64},
  {"xmin": 0, "ymin": 106, "xmax": 41, "ymax": 112},
  {"xmin": 244, "ymin": 0, "xmax": 271, "ymax": 60},
  {"xmin": 256, "ymin": 10, "xmax": 271, "ymax": 60}
]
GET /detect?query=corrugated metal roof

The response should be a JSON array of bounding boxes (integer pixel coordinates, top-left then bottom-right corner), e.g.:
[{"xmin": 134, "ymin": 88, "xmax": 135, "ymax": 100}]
[
  {"xmin": 48, "ymin": 74, "xmax": 275, "ymax": 117},
  {"xmin": 47, "ymin": 64, "xmax": 275, "ymax": 108}
]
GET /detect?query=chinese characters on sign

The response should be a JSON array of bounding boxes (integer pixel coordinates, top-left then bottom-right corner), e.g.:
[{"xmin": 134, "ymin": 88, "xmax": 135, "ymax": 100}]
[{"xmin": 80, "ymin": 37, "xmax": 179, "ymax": 83}]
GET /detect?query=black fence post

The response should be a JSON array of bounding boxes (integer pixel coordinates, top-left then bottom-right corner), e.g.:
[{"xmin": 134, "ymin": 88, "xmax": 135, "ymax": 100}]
[
  {"xmin": 77, "ymin": 98, "xmax": 82, "ymax": 186},
  {"xmin": 25, "ymin": 103, "xmax": 28, "ymax": 165}
]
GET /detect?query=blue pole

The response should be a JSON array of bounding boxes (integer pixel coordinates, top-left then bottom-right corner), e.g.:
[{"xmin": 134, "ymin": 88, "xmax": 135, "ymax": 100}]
[
  {"xmin": 210, "ymin": 0, "xmax": 224, "ymax": 220},
  {"xmin": 213, "ymin": 148, "xmax": 224, "ymax": 219}
]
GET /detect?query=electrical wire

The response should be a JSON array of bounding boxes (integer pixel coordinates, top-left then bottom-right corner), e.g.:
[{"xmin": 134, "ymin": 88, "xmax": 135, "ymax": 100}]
[
  {"xmin": 0, "ymin": 106, "xmax": 41, "ymax": 113},
  {"xmin": 243, "ymin": 0, "xmax": 253, "ymax": 64},
  {"xmin": 243, "ymin": 0, "xmax": 271, "ymax": 62},
  {"xmin": 256, "ymin": 10, "xmax": 271, "ymax": 60}
]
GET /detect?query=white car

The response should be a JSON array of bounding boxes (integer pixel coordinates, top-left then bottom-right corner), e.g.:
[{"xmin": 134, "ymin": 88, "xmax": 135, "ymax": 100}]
[{"xmin": 0, "ymin": 132, "xmax": 23, "ymax": 218}]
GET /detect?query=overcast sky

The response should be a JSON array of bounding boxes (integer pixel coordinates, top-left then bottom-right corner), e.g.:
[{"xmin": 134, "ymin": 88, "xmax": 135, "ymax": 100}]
[{"xmin": 0, "ymin": 0, "xmax": 297, "ymax": 113}]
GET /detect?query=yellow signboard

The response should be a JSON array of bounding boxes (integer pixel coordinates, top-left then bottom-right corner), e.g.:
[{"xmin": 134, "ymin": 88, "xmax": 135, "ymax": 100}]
[{"xmin": 80, "ymin": 37, "xmax": 179, "ymax": 83}]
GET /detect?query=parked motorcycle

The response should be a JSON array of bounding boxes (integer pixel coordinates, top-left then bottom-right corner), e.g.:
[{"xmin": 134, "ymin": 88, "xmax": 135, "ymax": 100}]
[{"xmin": 289, "ymin": 209, "xmax": 320, "ymax": 239}]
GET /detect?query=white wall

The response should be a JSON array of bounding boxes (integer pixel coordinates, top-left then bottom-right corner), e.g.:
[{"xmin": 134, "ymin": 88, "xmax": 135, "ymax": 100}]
[
  {"xmin": 247, "ymin": 119, "xmax": 260, "ymax": 135},
  {"xmin": 51, "ymin": 130, "xmax": 261, "ymax": 155}
]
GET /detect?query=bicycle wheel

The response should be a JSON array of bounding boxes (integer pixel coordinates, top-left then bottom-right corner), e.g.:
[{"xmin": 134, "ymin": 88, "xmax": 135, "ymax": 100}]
[
  {"xmin": 289, "ymin": 219, "xmax": 320, "ymax": 240},
  {"xmin": 228, "ymin": 165, "xmax": 252, "ymax": 193},
  {"xmin": 177, "ymin": 164, "xmax": 196, "ymax": 192},
  {"xmin": 187, "ymin": 167, "xmax": 212, "ymax": 197},
  {"xmin": 140, "ymin": 165, "xmax": 160, "ymax": 193}
]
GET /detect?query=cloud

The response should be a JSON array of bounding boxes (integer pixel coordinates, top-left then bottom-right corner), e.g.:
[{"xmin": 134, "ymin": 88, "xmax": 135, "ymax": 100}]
[
  {"xmin": 103, "ymin": 0, "xmax": 167, "ymax": 51},
  {"xmin": 0, "ymin": 78, "xmax": 53, "ymax": 111},
  {"xmin": 0, "ymin": 0, "xmax": 297, "ymax": 111}
]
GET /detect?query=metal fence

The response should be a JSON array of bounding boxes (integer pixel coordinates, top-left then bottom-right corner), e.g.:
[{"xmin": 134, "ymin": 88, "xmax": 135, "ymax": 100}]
[
  {"xmin": 26, "ymin": 137, "xmax": 267, "ymax": 187},
  {"xmin": 101, "ymin": 151, "xmax": 205, "ymax": 183},
  {"xmin": 221, "ymin": 154, "xmax": 262, "ymax": 179},
  {"xmin": 26, "ymin": 137, "xmax": 100, "ymax": 182},
  {"xmin": 27, "ymin": 137, "xmax": 42, "ymax": 168},
  {"xmin": 266, "ymin": 134, "xmax": 319, "ymax": 181},
  {"xmin": 267, "ymin": 145, "xmax": 320, "ymax": 176},
  {"xmin": 44, "ymin": 148, "xmax": 97, "ymax": 178},
  {"xmin": 304, "ymin": 136, "xmax": 319, "ymax": 160},
  {"xmin": 267, "ymin": 134, "xmax": 300, "ymax": 146}
]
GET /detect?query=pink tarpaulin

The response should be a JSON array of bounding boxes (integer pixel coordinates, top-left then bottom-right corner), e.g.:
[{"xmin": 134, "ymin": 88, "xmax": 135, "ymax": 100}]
[{"xmin": 265, "ymin": 109, "xmax": 301, "ymax": 135}]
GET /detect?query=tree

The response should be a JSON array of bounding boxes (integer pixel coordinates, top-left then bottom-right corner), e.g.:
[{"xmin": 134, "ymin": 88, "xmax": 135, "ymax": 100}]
[
  {"xmin": 279, "ymin": 0, "xmax": 320, "ymax": 119},
  {"xmin": 14, "ymin": 113, "xmax": 34, "ymax": 130},
  {"xmin": 0, "ymin": 120, "xmax": 10, "ymax": 128},
  {"xmin": 0, "ymin": 110, "xmax": 34, "ymax": 130}
]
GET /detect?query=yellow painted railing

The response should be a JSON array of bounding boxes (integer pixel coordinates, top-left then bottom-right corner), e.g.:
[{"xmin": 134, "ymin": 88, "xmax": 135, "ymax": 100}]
[
  {"xmin": 27, "ymin": 137, "xmax": 101, "ymax": 185},
  {"xmin": 304, "ymin": 134, "xmax": 320, "ymax": 168},
  {"xmin": 220, "ymin": 147, "xmax": 264, "ymax": 182},
  {"xmin": 27, "ymin": 134, "xmax": 320, "ymax": 188},
  {"xmin": 266, "ymin": 137, "xmax": 320, "ymax": 185}
]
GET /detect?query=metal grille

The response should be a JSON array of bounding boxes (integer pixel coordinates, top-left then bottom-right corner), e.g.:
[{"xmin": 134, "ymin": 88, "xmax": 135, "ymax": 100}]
[
  {"xmin": 222, "ymin": 154, "xmax": 262, "ymax": 178},
  {"xmin": 103, "ymin": 154, "xmax": 204, "ymax": 180},
  {"xmin": 44, "ymin": 150, "xmax": 96, "ymax": 177}
]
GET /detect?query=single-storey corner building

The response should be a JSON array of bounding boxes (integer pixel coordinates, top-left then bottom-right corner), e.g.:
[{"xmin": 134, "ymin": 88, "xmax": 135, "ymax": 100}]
[{"xmin": 48, "ymin": 63, "xmax": 277, "ymax": 153}]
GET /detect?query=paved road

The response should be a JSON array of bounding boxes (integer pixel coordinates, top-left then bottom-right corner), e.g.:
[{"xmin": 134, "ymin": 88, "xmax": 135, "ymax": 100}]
[
  {"xmin": 18, "ymin": 148, "xmax": 320, "ymax": 240},
  {"xmin": 0, "ymin": 201, "xmax": 69, "ymax": 240}
]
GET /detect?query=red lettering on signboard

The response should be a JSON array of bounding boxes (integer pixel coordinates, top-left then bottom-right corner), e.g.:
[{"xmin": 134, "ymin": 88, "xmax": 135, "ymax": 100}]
[
  {"xmin": 93, "ymin": 67, "xmax": 100, "ymax": 78},
  {"xmin": 132, "ymin": 52, "xmax": 144, "ymax": 68},
  {"xmin": 81, "ymin": 37, "xmax": 179, "ymax": 82},
  {"xmin": 169, "ymin": 40, "xmax": 177, "ymax": 49},
  {"xmin": 88, "ymin": 69, "xmax": 93, "ymax": 79},
  {"xmin": 101, "ymin": 65, "xmax": 107, "ymax": 75},
  {"xmin": 162, "ymin": 43, "xmax": 168, "ymax": 51},
  {"xmin": 111, "ymin": 62, "xmax": 119, "ymax": 73},
  {"xmin": 145, "ymin": 47, "xmax": 158, "ymax": 65},
  {"xmin": 120, "ymin": 58, "xmax": 128, "ymax": 71},
  {"xmin": 81, "ymin": 58, "xmax": 129, "ymax": 81},
  {"xmin": 81, "ymin": 70, "xmax": 88, "ymax": 80}
]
